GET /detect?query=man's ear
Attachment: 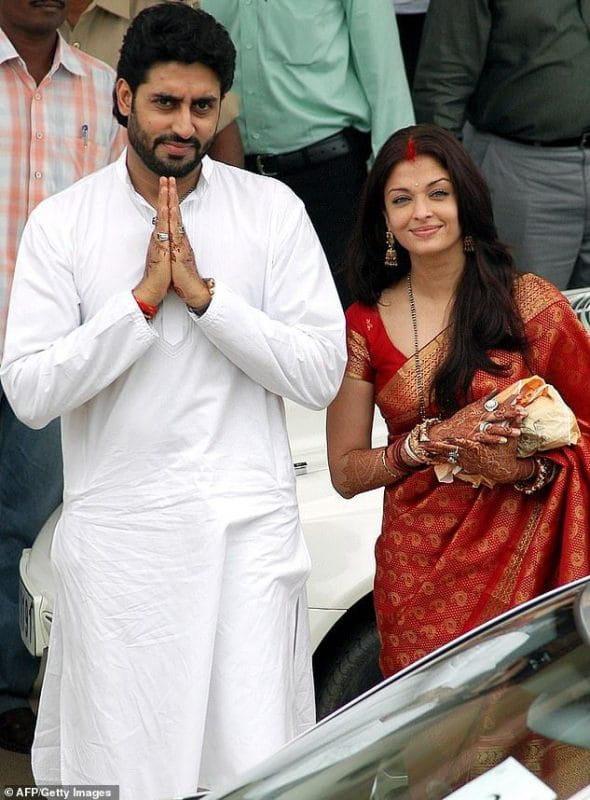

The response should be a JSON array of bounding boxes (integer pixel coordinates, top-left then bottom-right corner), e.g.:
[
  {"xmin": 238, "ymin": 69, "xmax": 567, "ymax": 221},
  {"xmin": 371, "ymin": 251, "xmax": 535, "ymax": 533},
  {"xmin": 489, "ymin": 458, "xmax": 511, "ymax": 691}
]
[{"xmin": 115, "ymin": 78, "xmax": 133, "ymax": 120}]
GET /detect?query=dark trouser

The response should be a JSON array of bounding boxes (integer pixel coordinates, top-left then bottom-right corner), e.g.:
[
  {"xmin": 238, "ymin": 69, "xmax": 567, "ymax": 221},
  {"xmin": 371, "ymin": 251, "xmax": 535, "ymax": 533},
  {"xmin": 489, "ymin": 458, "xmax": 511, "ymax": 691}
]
[
  {"xmin": 396, "ymin": 13, "xmax": 427, "ymax": 88},
  {"xmin": 245, "ymin": 129, "xmax": 371, "ymax": 309},
  {"xmin": 0, "ymin": 388, "xmax": 63, "ymax": 713},
  {"xmin": 464, "ymin": 124, "xmax": 590, "ymax": 289}
]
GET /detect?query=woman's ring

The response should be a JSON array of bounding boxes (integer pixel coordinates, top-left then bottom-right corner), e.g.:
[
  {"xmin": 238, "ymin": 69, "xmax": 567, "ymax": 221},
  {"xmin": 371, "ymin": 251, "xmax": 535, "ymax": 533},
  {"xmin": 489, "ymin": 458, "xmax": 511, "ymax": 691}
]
[
  {"xmin": 484, "ymin": 398, "xmax": 499, "ymax": 412},
  {"xmin": 156, "ymin": 232, "xmax": 169, "ymax": 242},
  {"xmin": 447, "ymin": 448, "xmax": 460, "ymax": 465},
  {"xmin": 478, "ymin": 421, "xmax": 492, "ymax": 433}
]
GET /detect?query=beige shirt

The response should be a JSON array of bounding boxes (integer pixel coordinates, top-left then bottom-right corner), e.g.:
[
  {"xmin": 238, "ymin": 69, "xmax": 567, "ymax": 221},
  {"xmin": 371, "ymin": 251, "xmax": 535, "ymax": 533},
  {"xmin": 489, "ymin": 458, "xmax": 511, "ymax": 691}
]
[{"xmin": 60, "ymin": 0, "xmax": 238, "ymax": 130}]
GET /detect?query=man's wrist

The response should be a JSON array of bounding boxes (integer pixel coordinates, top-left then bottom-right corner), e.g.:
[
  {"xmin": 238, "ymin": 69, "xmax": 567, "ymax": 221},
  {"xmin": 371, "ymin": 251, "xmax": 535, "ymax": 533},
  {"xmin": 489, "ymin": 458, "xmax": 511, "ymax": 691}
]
[
  {"xmin": 187, "ymin": 278, "xmax": 216, "ymax": 317},
  {"xmin": 132, "ymin": 286, "xmax": 166, "ymax": 309},
  {"xmin": 132, "ymin": 290, "xmax": 160, "ymax": 320}
]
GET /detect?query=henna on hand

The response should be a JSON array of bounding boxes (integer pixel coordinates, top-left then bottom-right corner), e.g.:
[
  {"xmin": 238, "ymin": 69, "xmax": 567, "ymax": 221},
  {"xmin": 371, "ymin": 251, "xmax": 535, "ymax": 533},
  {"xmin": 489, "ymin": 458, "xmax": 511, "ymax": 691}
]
[
  {"xmin": 134, "ymin": 176, "xmax": 172, "ymax": 306},
  {"xmin": 339, "ymin": 437, "xmax": 413, "ymax": 497},
  {"xmin": 446, "ymin": 437, "xmax": 532, "ymax": 484},
  {"xmin": 429, "ymin": 393, "xmax": 524, "ymax": 448},
  {"xmin": 168, "ymin": 177, "xmax": 210, "ymax": 307}
]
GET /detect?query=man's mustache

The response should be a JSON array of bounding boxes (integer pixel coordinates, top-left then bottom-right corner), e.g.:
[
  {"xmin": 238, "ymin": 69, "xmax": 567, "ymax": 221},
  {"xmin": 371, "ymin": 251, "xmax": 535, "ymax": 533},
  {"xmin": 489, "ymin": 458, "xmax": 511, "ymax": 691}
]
[{"xmin": 155, "ymin": 135, "xmax": 200, "ymax": 150}]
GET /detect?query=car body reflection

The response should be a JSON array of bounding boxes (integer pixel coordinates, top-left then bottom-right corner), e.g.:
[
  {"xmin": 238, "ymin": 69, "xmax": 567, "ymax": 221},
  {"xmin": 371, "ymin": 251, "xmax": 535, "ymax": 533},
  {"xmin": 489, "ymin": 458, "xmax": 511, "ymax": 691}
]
[{"xmin": 198, "ymin": 577, "xmax": 590, "ymax": 800}]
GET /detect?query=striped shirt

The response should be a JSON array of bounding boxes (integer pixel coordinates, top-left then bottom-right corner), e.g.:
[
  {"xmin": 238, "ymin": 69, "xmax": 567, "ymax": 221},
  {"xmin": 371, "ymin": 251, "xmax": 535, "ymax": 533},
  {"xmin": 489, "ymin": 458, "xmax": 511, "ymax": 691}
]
[{"xmin": 0, "ymin": 29, "xmax": 125, "ymax": 355}]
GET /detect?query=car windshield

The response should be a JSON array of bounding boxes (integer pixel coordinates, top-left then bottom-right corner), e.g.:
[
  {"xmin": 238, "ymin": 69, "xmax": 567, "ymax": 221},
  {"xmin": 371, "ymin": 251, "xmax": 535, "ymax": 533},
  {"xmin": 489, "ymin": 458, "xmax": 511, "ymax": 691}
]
[{"xmin": 214, "ymin": 582, "xmax": 590, "ymax": 800}]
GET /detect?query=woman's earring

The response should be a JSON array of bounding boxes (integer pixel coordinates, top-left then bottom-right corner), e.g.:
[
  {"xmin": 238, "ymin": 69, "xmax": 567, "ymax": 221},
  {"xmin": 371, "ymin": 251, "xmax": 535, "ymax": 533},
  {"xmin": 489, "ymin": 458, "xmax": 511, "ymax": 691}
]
[
  {"xmin": 385, "ymin": 230, "xmax": 398, "ymax": 267},
  {"xmin": 463, "ymin": 235, "xmax": 475, "ymax": 253}
]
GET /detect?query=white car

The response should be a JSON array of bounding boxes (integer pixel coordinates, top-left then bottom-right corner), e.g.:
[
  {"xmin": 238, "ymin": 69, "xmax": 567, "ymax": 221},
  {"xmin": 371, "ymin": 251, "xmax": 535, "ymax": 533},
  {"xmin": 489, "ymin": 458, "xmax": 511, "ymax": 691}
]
[{"xmin": 19, "ymin": 400, "xmax": 388, "ymax": 719}]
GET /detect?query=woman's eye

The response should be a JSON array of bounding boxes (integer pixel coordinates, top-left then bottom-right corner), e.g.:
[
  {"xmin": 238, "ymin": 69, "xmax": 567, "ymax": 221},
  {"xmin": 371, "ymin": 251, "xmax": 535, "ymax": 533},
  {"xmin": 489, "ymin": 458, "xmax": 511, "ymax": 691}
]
[
  {"xmin": 431, "ymin": 189, "xmax": 450, "ymax": 199},
  {"xmin": 392, "ymin": 196, "xmax": 410, "ymax": 205}
]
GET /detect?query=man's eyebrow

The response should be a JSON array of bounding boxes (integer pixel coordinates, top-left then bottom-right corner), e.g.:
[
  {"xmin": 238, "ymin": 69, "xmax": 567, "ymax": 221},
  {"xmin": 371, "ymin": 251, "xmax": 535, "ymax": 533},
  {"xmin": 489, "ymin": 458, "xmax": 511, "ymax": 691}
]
[
  {"xmin": 150, "ymin": 92, "xmax": 219, "ymax": 103},
  {"xmin": 150, "ymin": 92, "xmax": 179, "ymax": 101},
  {"xmin": 192, "ymin": 94, "xmax": 219, "ymax": 103}
]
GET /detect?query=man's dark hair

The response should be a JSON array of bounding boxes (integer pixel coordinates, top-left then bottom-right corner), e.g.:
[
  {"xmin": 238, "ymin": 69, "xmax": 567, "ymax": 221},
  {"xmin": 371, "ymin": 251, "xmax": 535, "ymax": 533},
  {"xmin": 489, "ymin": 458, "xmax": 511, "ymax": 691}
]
[{"xmin": 113, "ymin": 4, "xmax": 236, "ymax": 127}]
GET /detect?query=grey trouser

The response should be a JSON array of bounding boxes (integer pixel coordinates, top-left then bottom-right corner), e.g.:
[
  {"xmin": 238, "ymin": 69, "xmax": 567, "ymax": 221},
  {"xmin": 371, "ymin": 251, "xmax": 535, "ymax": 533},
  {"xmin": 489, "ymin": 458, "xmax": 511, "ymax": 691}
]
[{"xmin": 463, "ymin": 123, "xmax": 590, "ymax": 290}]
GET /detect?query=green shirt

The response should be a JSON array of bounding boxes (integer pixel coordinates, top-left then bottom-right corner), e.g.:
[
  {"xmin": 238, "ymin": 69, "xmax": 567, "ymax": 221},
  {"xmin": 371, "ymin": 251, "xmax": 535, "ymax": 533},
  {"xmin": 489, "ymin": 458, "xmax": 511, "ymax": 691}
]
[
  {"xmin": 414, "ymin": 0, "xmax": 590, "ymax": 141},
  {"xmin": 202, "ymin": 0, "xmax": 414, "ymax": 157}
]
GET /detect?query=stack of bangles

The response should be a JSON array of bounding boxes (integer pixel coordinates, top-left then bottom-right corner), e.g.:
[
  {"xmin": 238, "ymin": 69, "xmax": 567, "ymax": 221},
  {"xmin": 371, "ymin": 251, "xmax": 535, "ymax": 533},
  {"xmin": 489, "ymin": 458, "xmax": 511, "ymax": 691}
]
[
  {"xmin": 513, "ymin": 457, "xmax": 558, "ymax": 494},
  {"xmin": 381, "ymin": 417, "xmax": 440, "ymax": 480}
]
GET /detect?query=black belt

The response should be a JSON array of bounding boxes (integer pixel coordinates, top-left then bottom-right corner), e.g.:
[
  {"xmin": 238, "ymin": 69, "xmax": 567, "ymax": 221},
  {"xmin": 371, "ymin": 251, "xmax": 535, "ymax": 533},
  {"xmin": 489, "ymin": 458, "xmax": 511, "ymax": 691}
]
[
  {"xmin": 498, "ymin": 131, "xmax": 590, "ymax": 148},
  {"xmin": 245, "ymin": 128, "xmax": 371, "ymax": 177}
]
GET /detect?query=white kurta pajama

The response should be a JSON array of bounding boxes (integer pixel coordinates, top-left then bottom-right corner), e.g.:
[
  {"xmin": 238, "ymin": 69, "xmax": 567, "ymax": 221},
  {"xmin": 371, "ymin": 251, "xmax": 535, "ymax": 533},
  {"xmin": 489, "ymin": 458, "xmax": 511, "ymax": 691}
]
[{"xmin": 0, "ymin": 152, "xmax": 346, "ymax": 799}]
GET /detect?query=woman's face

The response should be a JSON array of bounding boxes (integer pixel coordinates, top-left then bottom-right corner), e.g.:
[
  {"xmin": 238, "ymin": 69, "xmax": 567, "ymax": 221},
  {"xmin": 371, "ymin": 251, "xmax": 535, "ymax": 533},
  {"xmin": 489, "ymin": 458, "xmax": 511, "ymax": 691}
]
[{"xmin": 383, "ymin": 155, "xmax": 463, "ymax": 261}]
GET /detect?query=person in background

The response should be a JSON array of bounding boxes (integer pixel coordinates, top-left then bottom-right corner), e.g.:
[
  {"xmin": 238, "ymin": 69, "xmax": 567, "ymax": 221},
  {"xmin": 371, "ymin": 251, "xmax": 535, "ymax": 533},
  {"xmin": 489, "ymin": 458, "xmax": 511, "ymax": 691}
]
[
  {"xmin": 61, "ymin": 0, "xmax": 243, "ymax": 165},
  {"xmin": 203, "ymin": 0, "xmax": 414, "ymax": 307},
  {"xmin": 413, "ymin": 0, "xmax": 590, "ymax": 290},
  {"xmin": 393, "ymin": 0, "xmax": 430, "ymax": 86},
  {"xmin": 0, "ymin": 0, "xmax": 124, "ymax": 755},
  {"xmin": 327, "ymin": 124, "xmax": 590, "ymax": 680},
  {"xmin": 1, "ymin": 5, "xmax": 345, "ymax": 797}
]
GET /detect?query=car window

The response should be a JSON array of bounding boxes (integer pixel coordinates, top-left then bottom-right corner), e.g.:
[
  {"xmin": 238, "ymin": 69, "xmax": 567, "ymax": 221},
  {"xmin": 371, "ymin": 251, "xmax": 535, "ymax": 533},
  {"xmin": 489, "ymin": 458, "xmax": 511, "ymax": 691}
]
[
  {"xmin": 346, "ymin": 600, "xmax": 589, "ymax": 799},
  {"xmin": 218, "ymin": 585, "xmax": 590, "ymax": 800}
]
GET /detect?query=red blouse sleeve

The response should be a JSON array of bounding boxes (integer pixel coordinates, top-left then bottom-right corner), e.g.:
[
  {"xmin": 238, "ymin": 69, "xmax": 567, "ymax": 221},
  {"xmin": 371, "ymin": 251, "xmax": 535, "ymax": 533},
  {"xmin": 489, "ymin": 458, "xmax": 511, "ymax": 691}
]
[{"xmin": 344, "ymin": 303, "xmax": 376, "ymax": 384}]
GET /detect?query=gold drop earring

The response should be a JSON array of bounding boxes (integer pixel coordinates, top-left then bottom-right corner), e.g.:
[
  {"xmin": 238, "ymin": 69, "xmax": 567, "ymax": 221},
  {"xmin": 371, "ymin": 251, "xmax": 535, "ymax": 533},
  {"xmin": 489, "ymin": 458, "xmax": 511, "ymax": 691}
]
[{"xmin": 385, "ymin": 230, "xmax": 398, "ymax": 268}]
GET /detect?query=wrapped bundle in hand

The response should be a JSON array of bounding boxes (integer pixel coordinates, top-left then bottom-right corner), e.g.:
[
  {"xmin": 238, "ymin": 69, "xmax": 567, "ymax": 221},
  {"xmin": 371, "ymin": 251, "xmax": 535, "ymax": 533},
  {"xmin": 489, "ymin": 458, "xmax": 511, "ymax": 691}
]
[{"xmin": 435, "ymin": 376, "xmax": 580, "ymax": 488}]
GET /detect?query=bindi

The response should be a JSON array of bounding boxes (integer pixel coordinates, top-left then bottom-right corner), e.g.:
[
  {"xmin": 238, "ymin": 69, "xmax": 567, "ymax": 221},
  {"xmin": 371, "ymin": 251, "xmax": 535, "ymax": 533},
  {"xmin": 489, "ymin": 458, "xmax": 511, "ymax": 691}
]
[{"xmin": 404, "ymin": 137, "xmax": 420, "ymax": 186}]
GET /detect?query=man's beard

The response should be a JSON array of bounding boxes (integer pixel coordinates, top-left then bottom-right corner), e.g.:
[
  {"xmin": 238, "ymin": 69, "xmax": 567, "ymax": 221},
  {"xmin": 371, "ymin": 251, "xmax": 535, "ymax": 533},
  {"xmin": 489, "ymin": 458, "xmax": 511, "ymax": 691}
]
[{"xmin": 127, "ymin": 110, "xmax": 213, "ymax": 178}]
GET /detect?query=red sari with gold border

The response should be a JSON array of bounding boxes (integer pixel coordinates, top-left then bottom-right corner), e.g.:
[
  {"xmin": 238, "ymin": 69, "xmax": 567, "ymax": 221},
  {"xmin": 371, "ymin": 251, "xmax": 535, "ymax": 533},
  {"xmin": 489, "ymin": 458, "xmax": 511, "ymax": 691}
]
[{"xmin": 345, "ymin": 273, "xmax": 590, "ymax": 678}]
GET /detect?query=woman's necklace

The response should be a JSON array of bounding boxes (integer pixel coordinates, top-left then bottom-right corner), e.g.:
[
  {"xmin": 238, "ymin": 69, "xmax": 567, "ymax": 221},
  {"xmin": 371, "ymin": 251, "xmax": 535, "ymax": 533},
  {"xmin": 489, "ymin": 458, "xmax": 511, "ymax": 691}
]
[{"xmin": 406, "ymin": 272, "xmax": 428, "ymax": 422}]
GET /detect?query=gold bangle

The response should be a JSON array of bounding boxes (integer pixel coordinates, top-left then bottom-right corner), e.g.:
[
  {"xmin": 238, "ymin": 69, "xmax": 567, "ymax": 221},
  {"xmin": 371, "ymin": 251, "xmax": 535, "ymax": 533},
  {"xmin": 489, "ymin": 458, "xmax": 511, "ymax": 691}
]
[
  {"xmin": 381, "ymin": 447, "xmax": 400, "ymax": 479},
  {"xmin": 407, "ymin": 417, "xmax": 440, "ymax": 464}
]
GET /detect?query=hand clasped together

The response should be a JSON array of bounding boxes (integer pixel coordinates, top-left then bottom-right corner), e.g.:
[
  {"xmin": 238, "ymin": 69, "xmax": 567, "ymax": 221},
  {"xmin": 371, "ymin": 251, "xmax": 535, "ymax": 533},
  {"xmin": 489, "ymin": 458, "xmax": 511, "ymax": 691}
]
[{"xmin": 133, "ymin": 176, "xmax": 212, "ymax": 318}]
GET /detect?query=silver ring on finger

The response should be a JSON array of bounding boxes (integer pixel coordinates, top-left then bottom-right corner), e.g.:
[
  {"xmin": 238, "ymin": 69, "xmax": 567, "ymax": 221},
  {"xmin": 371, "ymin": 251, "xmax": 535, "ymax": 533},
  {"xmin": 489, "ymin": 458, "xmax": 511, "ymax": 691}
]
[
  {"xmin": 178, "ymin": 225, "xmax": 185, "ymax": 235},
  {"xmin": 484, "ymin": 398, "xmax": 499, "ymax": 412},
  {"xmin": 152, "ymin": 216, "xmax": 158, "ymax": 226},
  {"xmin": 447, "ymin": 447, "xmax": 460, "ymax": 465},
  {"xmin": 478, "ymin": 421, "xmax": 492, "ymax": 434},
  {"xmin": 156, "ymin": 231, "xmax": 169, "ymax": 242}
]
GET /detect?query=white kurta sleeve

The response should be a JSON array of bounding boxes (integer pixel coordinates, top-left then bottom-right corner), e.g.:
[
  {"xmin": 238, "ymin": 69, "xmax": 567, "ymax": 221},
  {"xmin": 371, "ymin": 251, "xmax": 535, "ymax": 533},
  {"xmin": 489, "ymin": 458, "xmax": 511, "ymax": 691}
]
[
  {"xmin": 190, "ymin": 198, "xmax": 346, "ymax": 410},
  {"xmin": 0, "ymin": 210, "xmax": 157, "ymax": 429}
]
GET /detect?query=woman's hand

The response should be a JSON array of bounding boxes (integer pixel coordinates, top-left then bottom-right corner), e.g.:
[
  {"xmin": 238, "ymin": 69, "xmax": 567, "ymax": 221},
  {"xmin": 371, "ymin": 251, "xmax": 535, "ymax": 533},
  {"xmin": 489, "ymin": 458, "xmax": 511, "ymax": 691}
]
[
  {"xmin": 429, "ymin": 392, "xmax": 525, "ymax": 447},
  {"xmin": 444, "ymin": 437, "xmax": 534, "ymax": 484},
  {"xmin": 422, "ymin": 392, "xmax": 530, "ymax": 483}
]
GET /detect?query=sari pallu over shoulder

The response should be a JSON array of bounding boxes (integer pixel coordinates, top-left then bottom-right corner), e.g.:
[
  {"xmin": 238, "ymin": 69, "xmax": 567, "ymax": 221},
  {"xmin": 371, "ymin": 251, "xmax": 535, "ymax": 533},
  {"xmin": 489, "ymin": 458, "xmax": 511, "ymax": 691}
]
[{"xmin": 353, "ymin": 273, "xmax": 590, "ymax": 678}]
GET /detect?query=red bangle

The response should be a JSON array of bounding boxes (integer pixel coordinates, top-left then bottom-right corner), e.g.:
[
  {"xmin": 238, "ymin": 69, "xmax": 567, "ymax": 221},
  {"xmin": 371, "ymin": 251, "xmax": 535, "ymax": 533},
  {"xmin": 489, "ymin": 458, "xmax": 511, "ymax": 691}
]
[{"xmin": 133, "ymin": 294, "xmax": 159, "ymax": 319}]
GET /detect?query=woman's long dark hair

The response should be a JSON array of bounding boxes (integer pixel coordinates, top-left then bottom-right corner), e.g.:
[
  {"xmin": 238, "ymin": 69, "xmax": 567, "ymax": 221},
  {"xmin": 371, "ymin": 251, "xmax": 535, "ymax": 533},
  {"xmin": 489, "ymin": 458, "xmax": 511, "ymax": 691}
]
[{"xmin": 345, "ymin": 124, "xmax": 528, "ymax": 416}]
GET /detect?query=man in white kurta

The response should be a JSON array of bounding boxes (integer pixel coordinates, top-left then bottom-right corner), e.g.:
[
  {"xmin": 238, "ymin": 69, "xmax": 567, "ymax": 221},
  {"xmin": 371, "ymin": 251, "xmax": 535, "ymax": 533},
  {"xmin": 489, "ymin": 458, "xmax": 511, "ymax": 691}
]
[{"xmin": 0, "ymin": 5, "xmax": 346, "ymax": 798}]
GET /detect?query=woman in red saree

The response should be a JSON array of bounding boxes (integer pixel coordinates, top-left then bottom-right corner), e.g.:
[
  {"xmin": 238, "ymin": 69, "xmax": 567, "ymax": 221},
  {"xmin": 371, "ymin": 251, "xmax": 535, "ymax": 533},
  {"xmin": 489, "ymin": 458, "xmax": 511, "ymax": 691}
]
[{"xmin": 327, "ymin": 124, "xmax": 590, "ymax": 679}]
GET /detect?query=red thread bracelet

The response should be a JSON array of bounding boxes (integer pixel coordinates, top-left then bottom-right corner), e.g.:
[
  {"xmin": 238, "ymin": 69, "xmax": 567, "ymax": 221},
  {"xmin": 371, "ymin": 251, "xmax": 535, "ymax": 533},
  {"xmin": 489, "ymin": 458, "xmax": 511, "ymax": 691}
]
[{"xmin": 133, "ymin": 295, "xmax": 159, "ymax": 319}]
